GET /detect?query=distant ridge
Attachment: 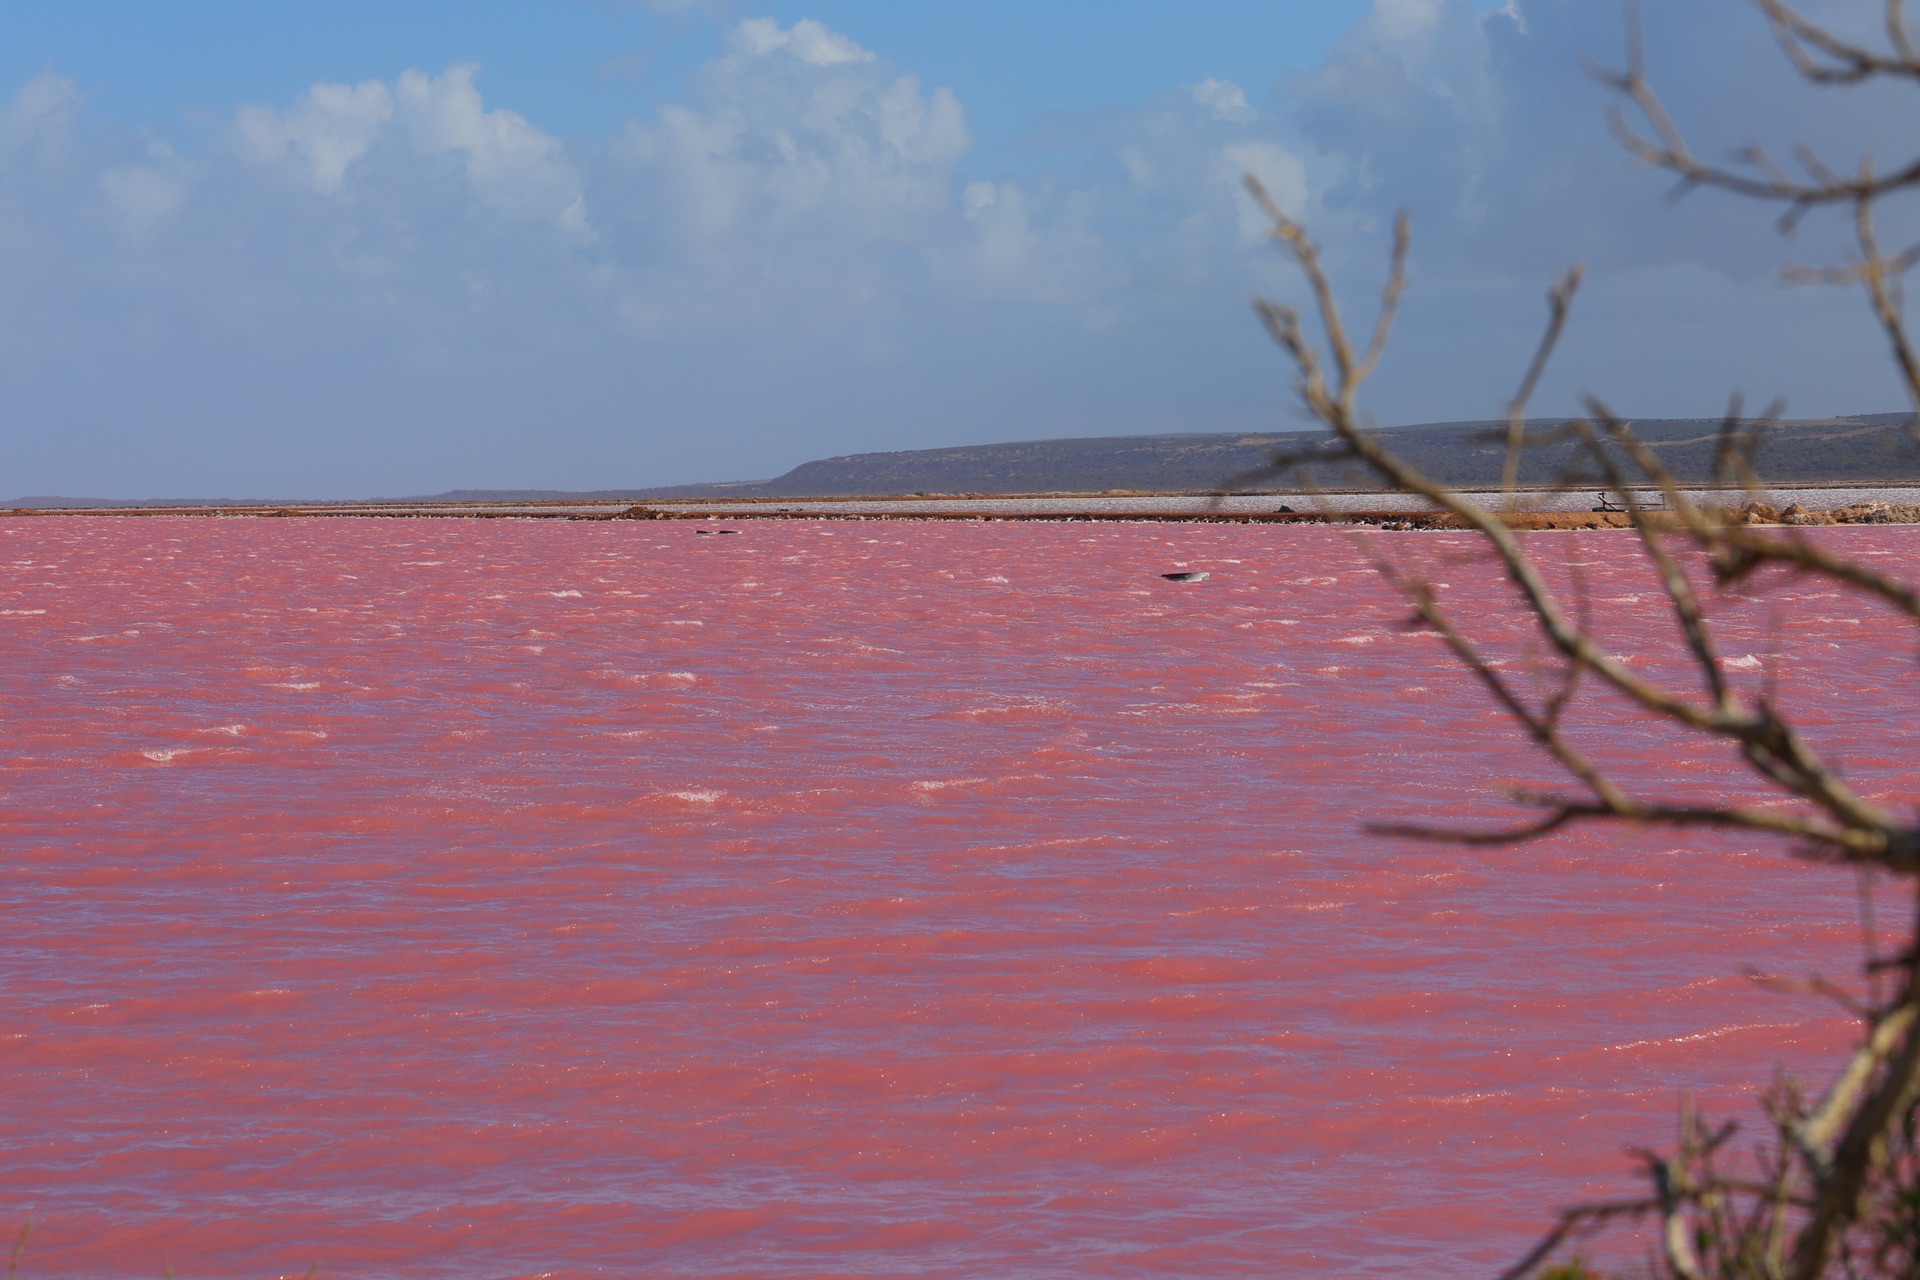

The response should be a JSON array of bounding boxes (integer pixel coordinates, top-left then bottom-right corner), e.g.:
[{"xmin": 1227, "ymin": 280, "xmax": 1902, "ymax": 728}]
[
  {"xmin": 599, "ymin": 414, "xmax": 1920, "ymax": 499},
  {"xmin": 13, "ymin": 415, "xmax": 1919, "ymax": 507}
]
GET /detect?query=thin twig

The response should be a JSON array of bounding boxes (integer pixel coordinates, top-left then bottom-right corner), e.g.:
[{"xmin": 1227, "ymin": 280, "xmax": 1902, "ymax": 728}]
[{"xmin": 1503, "ymin": 268, "xmax": 1585, "ymax": 503}]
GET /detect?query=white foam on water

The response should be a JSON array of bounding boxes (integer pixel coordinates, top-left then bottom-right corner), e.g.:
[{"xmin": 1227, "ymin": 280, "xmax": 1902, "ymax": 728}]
[{"xmin": 1606, "ymin": 1019, "xmax": 1805, "ymax": 1053}]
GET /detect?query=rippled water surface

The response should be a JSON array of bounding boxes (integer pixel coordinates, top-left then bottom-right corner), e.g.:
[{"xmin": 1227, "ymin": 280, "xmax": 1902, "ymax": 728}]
[{"xmin": 2, "ymin": 517, "xmax": 1912, "ymax": 1278}]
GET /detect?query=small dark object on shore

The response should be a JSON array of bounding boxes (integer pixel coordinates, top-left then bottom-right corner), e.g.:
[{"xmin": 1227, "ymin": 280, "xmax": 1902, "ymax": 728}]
[
  {"xmin": 1162, "ymin": 571, "xmax": 1210, "ymax": 583},
  {"xmin": 1275, "ymin": 505, "xmax": 1295, "ymax": 513}
]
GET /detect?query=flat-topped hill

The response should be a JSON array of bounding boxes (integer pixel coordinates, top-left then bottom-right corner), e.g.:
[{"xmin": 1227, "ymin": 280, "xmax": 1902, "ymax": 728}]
[{"xmin": 616, "ymin": 413, "xmax": 1920, "ymax": 500}]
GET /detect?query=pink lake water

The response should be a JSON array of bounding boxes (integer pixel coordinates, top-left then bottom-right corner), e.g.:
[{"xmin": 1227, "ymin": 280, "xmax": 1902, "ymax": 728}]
[{"xmin": 1, "ymin": 517, "xmax": 1913, "ymax": 1279}]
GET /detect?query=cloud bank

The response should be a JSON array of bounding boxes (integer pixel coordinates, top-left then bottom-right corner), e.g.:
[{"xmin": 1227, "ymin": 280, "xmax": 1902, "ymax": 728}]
[{"xmin": 0, "ymin": 0, "xmax": 1910, "ymax": 498}]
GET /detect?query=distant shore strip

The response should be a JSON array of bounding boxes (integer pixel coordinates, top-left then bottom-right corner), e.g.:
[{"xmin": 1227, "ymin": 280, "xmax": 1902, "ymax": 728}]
[{"xmin": 10, "ymin": 490, "xmax": 1920, "ymax": 529}]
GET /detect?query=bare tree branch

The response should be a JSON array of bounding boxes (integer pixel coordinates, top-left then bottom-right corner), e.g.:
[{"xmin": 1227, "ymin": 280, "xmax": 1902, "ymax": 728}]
[
  {"xmin": 1238, "ymin": 4, "xmax": 1920, "ymax": 1270},
  {"xmin": 1851, "ymin": 183, "xmax": 1920, "ymax": 420},
  {"xmin": 1596, "ymin": 1, "xmax": 1920, "ymax": 228},
  {"xmin": 1372, "ymin": 792, "xmax": 1874, "ymax": 854},
  {"xmin": 1503, "ymin": 269, "xmax": 1585, "ymax": 503},
  {"xmin": 1576, "ymin": 405, "xmax": 1735, "ymax": 712}
]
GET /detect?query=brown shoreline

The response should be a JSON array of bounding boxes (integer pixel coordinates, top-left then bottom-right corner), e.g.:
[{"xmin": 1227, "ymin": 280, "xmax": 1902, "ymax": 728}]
[{"xmin": 7, "ymin": 496, "xmax": 1920, "ymax": 528}]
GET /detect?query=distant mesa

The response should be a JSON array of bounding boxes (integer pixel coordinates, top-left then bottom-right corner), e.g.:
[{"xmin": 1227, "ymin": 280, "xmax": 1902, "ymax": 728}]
[{"xmin": 601, "ymin": 414, "xmax": 1920, "ymax": 500}]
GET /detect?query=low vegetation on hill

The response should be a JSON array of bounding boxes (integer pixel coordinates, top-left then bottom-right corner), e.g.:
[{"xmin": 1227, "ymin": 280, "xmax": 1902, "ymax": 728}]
[{"xmin": 623, "ymin": 414, "xmax": 1920, "ymax": 500}]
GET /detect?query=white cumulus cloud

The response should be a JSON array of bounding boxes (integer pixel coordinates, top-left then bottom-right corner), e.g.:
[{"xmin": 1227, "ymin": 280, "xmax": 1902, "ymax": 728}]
[
  {"xmin": 617, "ymin": 18, "xmax": 970, "ymax": 248},
  {"xmin": 1220, "ymin": 141, "xmax": 1309, "ymax": 241},
  {"xmin": 395, "ymin": 65, "xmax": 589, "ymax": 234},
  {"xmin": 235, "ymin": 79, "xmax": 394, "ymax": 195},
  {"xmin": 1, "ymin": 73, "xmax": 83, "ymax": 153},
  {"xmin": 732, "ymin": 17, "xmax": 875, "ymax": 66},
  {"xmin": 101, "ymin": 162, "xmax": 185, "ymax": 233},
  {"xmin": 1190, "ymin": 78, "xmax": 1257, "ymax": 123},
  {"xmin": 235, "ymin": 65, "xmax": 588, "ymax": 236}
]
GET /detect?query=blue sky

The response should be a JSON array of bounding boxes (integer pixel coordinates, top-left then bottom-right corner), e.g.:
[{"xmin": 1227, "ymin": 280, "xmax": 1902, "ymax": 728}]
[
  {"xmin": 0, "ymin": 2, "xmax": 1383, "ymax": 147},
  {"xmin": 0, "ymin": 0, "xmax": 1910, "ymax": 498}
]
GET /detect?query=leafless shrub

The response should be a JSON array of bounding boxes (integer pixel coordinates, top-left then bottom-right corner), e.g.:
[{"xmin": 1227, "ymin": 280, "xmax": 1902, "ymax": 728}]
[{"xmin": 1242, "ymin": 3, "xmax": 1920, "ymax": 1276}]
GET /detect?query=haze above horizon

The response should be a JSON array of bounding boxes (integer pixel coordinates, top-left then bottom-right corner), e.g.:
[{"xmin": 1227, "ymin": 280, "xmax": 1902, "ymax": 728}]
[{"xmin": 0, "ymin": 0, "xmax": 1909, "ymax": 499}]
